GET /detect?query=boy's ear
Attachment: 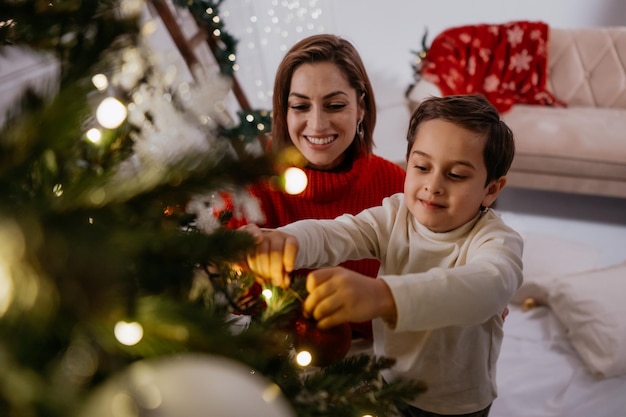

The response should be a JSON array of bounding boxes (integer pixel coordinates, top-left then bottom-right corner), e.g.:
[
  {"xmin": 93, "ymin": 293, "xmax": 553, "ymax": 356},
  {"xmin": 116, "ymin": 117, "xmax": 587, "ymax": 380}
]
[{"xmin": 482, "ymin": 177, "xmax": 507, "ymax": 208}]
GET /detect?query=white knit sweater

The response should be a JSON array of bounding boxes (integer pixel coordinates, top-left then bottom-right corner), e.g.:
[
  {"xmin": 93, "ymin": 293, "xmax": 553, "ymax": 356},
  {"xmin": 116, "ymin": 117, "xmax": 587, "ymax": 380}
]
[{"xmin": 279, "ymin": 192, "xmax": 524, "ymax": 414}]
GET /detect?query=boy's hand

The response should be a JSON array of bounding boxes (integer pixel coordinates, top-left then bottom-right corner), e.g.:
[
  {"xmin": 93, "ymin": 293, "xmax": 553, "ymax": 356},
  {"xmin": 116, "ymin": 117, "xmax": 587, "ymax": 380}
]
[
  {"xmin": 304, "ymin": 267, "xmax": 398, "ymax": 329},
  {"xmin": 239, "ymin": 224, "xmax": 299, "ymax": 288}
]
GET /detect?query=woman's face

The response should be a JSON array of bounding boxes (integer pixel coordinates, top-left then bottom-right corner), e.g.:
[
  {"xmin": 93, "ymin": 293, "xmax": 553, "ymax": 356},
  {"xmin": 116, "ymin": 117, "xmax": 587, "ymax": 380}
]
[{"xmin": 286, "ymin": 62, "xmax": 364, "ymax": 170}]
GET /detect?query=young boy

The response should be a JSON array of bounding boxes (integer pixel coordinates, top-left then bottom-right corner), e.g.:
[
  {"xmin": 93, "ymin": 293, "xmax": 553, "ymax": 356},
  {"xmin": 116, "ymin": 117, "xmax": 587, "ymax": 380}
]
[{"xmin": 243, "ymin": 94, "xmax": 523, "ymax": 416}]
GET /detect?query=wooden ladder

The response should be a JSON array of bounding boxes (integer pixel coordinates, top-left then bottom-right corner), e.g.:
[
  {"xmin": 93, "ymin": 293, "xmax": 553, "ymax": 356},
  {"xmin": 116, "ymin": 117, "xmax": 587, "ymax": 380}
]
[{"xmin": 148, "ymin": 0, "xmax": 251, "ymax": 111}]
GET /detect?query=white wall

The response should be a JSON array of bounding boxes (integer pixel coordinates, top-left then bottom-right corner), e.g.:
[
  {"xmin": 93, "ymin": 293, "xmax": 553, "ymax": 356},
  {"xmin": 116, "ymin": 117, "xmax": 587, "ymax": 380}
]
[
  {"xmin": 221, "ymin": 0, "xmax": 626, "ymax": 163},
  {"xmin": 4, "ymin": 0, "xmax": 625, "ymax": 162}
]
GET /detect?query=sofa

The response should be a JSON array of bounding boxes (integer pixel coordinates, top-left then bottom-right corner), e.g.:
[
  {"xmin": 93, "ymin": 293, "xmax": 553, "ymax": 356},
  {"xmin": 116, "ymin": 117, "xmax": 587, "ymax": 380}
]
[{"xmin": 406, "ymin": 24, "xmax": 626, "ymax": 199}]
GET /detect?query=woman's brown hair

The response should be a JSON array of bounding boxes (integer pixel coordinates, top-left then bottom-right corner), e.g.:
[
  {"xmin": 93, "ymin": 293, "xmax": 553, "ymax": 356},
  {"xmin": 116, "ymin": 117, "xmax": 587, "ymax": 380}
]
[{"xmin": 271, "ymin": 34, "xmax": 376, "ymax": 158}]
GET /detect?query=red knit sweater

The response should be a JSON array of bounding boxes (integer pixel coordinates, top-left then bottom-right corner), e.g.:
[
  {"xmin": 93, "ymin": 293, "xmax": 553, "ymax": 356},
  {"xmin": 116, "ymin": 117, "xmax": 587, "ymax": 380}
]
[{"xmin": 250, "ymin": 153, "xmax": 406, "ymax": 338}]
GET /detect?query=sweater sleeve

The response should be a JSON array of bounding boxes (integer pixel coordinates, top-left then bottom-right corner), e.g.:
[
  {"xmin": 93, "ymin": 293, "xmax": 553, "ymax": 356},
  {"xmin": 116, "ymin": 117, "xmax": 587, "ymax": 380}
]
[
  {"xmin": 380, "ymin": 212, "xmax": 524, "ymax": 332},
  {"xmin": 277, "ymin": 194, "xmax": 402, "ymax": 269}
]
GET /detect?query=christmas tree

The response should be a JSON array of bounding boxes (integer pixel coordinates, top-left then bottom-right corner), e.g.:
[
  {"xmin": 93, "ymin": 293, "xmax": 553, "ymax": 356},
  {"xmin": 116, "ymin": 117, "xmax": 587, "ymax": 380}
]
[{"xmin": 0, "ymin": 1, "xmax": 425, "ymax": 416}]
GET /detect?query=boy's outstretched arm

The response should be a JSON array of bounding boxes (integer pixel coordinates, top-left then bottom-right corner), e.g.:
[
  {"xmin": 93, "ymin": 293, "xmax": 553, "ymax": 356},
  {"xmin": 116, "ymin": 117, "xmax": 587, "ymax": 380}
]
[
  {"xmin": 239, "ymin": 224, "xmax": 298, "ymax": 288},
  {"xmin": 304, "ymin": 267, "xmax": 398, "ymax": 330}
]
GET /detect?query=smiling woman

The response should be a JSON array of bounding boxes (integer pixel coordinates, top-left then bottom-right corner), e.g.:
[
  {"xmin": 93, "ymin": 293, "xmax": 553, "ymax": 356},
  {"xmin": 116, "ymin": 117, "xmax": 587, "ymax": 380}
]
[{"xmin": 248, "ymin": 34, "xmax": 406, "ymax": 340}]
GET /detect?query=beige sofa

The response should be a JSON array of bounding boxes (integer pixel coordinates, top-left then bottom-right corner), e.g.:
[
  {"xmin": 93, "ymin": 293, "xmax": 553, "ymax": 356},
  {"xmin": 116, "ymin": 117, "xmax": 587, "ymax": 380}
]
[{"xmin": 407, "ymin": 27, "xmax": 626, "ymax": 199}]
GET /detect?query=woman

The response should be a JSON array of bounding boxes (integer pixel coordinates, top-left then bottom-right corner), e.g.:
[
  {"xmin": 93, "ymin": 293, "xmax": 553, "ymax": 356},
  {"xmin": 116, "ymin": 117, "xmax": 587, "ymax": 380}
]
[{"xmin": 250, "ymin": 34, "xmax": 406, "ymax": 339}]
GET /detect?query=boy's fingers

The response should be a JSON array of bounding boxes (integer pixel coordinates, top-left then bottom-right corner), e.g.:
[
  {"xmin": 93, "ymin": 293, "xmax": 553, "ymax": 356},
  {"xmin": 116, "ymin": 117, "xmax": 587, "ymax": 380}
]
[
  {"xmin": 239, "ymin": 223, "xmax": 266, "ymax": 244},
  {"xmin": 283, "ymin": 236, "xmax": 298, "ymax": 273},
  {"xmin": 305, "ymin": 268, "xmax": 334, "ymax": 293}
]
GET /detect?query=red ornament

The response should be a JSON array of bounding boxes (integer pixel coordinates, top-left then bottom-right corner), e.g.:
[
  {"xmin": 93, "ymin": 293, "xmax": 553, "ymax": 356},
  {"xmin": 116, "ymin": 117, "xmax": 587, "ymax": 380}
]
[
  {"xmin": 235, "ymin": 281, "xmax": 266, "ymax": 316},
  {"xmin": 293, "ymin": 315, "xmax": 352, "ymax": 367}
]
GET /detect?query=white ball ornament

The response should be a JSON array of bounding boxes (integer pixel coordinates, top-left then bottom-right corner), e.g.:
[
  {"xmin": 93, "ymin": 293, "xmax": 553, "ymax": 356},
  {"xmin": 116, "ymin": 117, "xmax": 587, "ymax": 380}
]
[{"xmin": 80, "ymin": 354, "xmax": 295, "ymax": 417}]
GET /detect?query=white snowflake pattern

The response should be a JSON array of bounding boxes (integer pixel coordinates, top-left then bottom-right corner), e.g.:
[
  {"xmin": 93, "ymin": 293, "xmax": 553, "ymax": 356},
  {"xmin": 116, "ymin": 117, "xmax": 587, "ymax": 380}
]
[
  {"xmin": 468, "ymin": 56, "xmax": 477, "ymax": 76},
  {"xmin": 508, "ymin": 49, "xmax": 533, "ymax": 73},
  {"xmin": 483, "ymin": 75, "xmax": 500, "ymax": 92},
  {"xmin": 479, "ymin": 48, "xmax": 491, "ymax": 63},
  {"xmin": 459, "ymin": 33, "xmax": 472, "ymax": 44},
  {"xmin": 507, "ymin": 25, "xmax": 524, "ymax": 48},
  {"xmin": 530, "ymin": 29, "xmax": 542, "ymax": 40}
]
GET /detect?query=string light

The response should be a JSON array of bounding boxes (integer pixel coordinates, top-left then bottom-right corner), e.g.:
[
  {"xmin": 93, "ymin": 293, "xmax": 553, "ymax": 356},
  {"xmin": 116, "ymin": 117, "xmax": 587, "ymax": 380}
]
[
  {"xmin": 85, "ymin": 128, "xmax": 102, "ymax": 144},
  {"xmin": 221, "ymin": 0, "xmax": 323, "ymax": 109},
  {"xmin": 295, "ymin": 350, "xmax": 312, "ymax": 366},
  {"xmin": 96, "ymin": 97, "xmax": 127, "ymax": 129},
  {"xmin": 262, "ymin": 288, "xmax": 273, "ymax": 300},
  {"xmin": 91, "ymin": 73, "xmax": 109, "ymax": 91},
  {"xmin": 0, "ymin": 264, "xmax": 13, "ymax": 317},
  {"xmin": 52, "ymin": 184, "xmax": 63, "ymax": 197},
  {"xmin": 283, "ymin": 167, "xmax": 307, "ymax": 195},
  {"xmin": 114, "ymin": 320, "xmax": 144, "ymax": 346}
]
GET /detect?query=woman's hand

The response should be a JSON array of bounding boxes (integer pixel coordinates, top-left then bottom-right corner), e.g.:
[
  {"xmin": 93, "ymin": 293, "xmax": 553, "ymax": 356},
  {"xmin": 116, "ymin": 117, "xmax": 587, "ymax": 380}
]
[
  {"xmin": 239, "ymin": 224, "xmax": 299, "ymax": 288},
  {"xmin": 304, "ymin": 267, "xmax": 398, "ymax": 329}
]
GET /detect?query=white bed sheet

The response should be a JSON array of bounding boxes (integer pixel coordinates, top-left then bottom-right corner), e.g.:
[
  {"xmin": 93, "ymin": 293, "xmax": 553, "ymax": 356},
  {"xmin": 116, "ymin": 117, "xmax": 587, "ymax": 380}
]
[{"xmin": 491, "ymin": 304, "xmax": 626, "ymax": 417}]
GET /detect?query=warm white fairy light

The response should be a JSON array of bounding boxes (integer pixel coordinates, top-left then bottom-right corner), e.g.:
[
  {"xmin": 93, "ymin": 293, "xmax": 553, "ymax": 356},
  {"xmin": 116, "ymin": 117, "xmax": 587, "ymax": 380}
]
[
  {"xmin": 114, "ymin": 321, "xmax": 144, "ymax": 346},
  {"xmin": 296, "ymin": 350, "xmax": 312, "ymax": 366},
  {"xmin": 220, "ymin": 0, "xmax": 325, "ymax": 109},
  {"xmin": 85, "ymin": 128, "xmax": 102, "ymax": 144},
  {"xmin": 283, "ymin": 167, "xmax": 307, "ymax": 195},
  {"xmin": 52, "ymin": 183, "xmax": 63, "ymax": 197},
  {"xmin": 119, "ymin": 0, "xmax": 143, "ymax": 17},
  {"xmin": 262, "ymin": 288, "xmax": 273, "ymax": 300},
  {"xmin": 96, "ymin": 97, "xmax": 127, "ymax": 129},
  {"xmin": 0, "ymin": 263, "xmax": 13, "ymax": 317},
  {"xmin": 91, "ymin": 73, "xmax": 108, "ymax": 91}
]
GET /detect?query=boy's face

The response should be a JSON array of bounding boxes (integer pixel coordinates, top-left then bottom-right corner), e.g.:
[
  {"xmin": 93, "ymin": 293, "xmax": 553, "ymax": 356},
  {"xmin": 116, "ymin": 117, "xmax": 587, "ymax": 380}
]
[{"xmin": 404, "ymin": 119, "xmax": 505, "ymax": 233}]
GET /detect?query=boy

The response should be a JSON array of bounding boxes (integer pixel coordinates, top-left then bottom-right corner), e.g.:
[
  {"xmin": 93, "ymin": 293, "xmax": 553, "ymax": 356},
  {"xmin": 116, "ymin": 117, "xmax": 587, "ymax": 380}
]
[{"xmin": 243, "ymin": 94, "xmax": 523, "ymax": 416}]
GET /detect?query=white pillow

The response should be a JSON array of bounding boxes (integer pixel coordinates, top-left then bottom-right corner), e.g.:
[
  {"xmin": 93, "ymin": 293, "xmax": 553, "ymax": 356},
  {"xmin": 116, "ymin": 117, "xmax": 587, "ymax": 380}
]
[
  {"xmin": 546, "ymin": 261, "xmax": 626, "ymax": 378},
  {"xmin": 510, "ymin": 232, "xmax": 599, "ymax": 305}
]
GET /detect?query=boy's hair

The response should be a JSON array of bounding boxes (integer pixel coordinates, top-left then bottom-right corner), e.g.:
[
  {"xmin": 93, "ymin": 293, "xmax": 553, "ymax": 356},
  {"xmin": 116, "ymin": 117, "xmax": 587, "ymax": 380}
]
[
  {"xmin": 271, "ymin": 34, "xmax": 376, "ymax": 157},
  {"xmin": 406, "ymin": 94, "xmax": 515, "ymax": 185}
]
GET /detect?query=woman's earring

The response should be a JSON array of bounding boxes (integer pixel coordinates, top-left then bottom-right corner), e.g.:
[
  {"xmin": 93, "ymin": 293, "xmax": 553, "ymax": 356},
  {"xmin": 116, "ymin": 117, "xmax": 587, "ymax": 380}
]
[{"xmin": 356, "ymin": 121, "xmax": 364, "ymax": 140}]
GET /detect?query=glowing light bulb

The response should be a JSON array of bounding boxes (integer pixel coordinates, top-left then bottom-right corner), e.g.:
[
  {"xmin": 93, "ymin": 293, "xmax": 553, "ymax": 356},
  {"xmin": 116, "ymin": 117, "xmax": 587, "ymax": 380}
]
[
  {"xmin": 0, "ymin": 264, "xmax": 14, "ymax": 317},
  {"xmin": 283, "ymin": 167, "xmax": 307, "ymax": 195},
  {"xmin": 296, "ymin": 350, "xmax": 312, "ymax": 366},
  {"xmin": 96, "ymin": 97, "xmax": 127, "ymax": 129},
  {"xmin": 52, "ymin": 183, "xmax": 63, "ymax": 197},
  {"xmin": 91, "ymin": 73, "xmax": 108, "ymax": 91},
  {"xmin": 114, "ymin": 321, "xmax": 144, "ymax": 346},
  {"xmin": 85, "ymin": 128, "xmax": 102, "ymax": 144},
  {"xmin": 262, "ymin": 288, "xmax": 273, "ymax": 300}
]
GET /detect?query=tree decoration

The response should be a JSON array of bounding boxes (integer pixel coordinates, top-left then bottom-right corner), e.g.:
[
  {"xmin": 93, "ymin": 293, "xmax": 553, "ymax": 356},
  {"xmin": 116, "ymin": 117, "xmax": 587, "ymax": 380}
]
[
  {"xmin": 293, "ymin": 315, "xmax": 352, "ymax": 367},
  {"xmin": 406, "ymin": 27, "xmax": 430, "ymax": 97},
  {"xmin": 0, "ymin": 1, "xmax": 426, "ymax": 416},
  {"xmin": 174, "ymin": 0, "xmax": 238, "ymax": 76}
]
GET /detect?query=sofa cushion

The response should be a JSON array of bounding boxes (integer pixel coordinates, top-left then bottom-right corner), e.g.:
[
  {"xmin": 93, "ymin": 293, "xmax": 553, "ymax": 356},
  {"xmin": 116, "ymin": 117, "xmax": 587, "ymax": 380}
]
[
  {"xmin": 504, "ymin": 104, "xmax": 626, "ymax": 180},
  {"xmin": 548, "ymin": 27, "xmax": 626, "ymax": 108}
]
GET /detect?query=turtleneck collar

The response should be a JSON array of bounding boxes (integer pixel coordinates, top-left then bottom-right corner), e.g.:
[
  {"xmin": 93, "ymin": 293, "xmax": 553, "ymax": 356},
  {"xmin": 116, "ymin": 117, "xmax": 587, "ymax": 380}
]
[{"xmin": 298, "ymin": 153, "xmax": 371, "ymax": 204}]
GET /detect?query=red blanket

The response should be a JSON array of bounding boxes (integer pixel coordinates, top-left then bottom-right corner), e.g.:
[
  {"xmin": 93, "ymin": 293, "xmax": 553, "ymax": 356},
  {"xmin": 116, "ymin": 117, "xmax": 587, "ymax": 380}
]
[{"xmin": 421, "ymin": 21, "xmax": 564, "ymax": 113}]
